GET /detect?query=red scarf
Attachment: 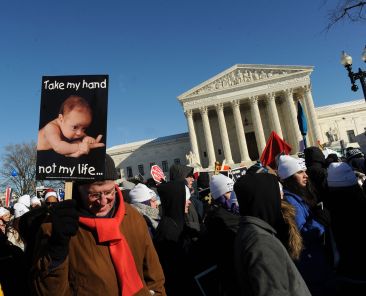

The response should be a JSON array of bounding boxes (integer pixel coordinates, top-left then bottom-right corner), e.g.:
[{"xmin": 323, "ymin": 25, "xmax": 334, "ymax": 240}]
[{"xmin": 79, "ymin": 186, "xmax": 143, "ymax": 296}]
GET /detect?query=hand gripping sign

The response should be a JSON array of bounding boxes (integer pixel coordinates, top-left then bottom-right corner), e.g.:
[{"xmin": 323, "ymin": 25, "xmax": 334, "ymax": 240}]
[{"xmin": 150, "ymin": 165, "xmax": 166, "ymax": 184}]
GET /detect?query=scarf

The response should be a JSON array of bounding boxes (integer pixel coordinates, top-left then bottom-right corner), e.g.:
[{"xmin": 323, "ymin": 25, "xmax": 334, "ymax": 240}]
[
  {"xmin": 79, "ymin": 186, "xmax": 143, "ymax": 296},
  {"xmin": 131, "ymin": 203, "xmax": 160, "ymax": 229}
]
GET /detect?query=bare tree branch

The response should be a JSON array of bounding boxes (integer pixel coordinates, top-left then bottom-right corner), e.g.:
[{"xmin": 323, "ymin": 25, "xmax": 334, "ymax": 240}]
[{"xmin": 326, "ymin": 0, "xmax": 366, "ymax": 31}]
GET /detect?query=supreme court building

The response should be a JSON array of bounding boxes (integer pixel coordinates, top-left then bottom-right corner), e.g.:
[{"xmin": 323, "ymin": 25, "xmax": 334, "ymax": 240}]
[
  {"xmin": 178, "ymin": 64, "xmax": 322, "ymax": 169},
  {"xmin": 108, "ymin": 64, "xmax": 366, "ymax": 180}
]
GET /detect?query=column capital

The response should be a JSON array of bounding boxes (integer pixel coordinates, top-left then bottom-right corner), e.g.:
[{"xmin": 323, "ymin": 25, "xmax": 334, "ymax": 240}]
[
  {"xmin": 199, "ymin": 106, "xmax": 208, "ymax": 115},
  {"xmin": 284, "ymin": 88, "xmax": 293, "ymax": 97},
  {"xmin": 230, "ymin": 99, "xmax": 240, "ymax": 108},
  {"xmin": 302, "ymin": 84, "xmax": 311, "ymax": 93},
  {"xmin": 249, "ymin": 96, "xmax": 259, "ymax": 105},
  {"xmin": 215, "ymin": 103, "xmax": 224, "ymax": 111},
  {"xmin": 266, "ymin": 92, "xmax": 276, "ymax": 101},
  {"xmin": 184, "ymin": 109, "xmax": 193, "ymax": 118}
]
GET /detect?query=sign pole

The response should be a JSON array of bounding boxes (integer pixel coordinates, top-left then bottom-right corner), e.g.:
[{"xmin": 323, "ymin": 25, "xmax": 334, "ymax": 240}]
[{"xmin": 64, "ymin": 181, "xmax": 73, "ymax": 200}]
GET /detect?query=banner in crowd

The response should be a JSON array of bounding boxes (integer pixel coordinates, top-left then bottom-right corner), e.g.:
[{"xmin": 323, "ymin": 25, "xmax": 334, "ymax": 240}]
[
  {"xmin": 218, "ymin": 166, "xmax": 247, "ymax": 182},
  {"xmin": 36, "ymin": 75, "xmax": 109, "ymax": 181},
  {"xmin": 5, "ymin": 187, "xmax": 12, "ymax": 207}
]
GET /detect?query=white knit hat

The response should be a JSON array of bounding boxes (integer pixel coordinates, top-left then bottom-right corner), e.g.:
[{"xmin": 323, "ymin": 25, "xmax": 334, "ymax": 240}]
[
  {"xmin": 13, "ymin": 202, "xmax": 29, "ymax": 218},
  {"xmin": 327, "ymin": 162, "xmax": 358, "ymax": 187},
  {"xmin": 30, "ymin": 196, "xmax": 41, "ymax": 206},
  {"xmin": 17, "ymin": 194, "xmax": 31, "ymax": 208},
  {"xmin": 277, "ymin": 155, "xmax": 307, "ymax": 180},
  {"xmin": 210, "ymin": 174, "xmax": 234, "ymax": 199},
  {"xmin": 0, "ymin": 207, "xmax": 10, "ymax": 217},
  {"xmin": 45, "ymin": 191, "xmax": 58, "ymax": 201},
  {"xmin": 129, "ymin": 183, "xmax": 155, "ymax": 203}
]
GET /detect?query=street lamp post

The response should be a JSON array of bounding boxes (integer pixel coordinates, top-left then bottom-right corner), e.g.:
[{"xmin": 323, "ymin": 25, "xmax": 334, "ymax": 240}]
[{"xmin": 341, "ymin": 46, "xmax": 366, "ymax": 102}]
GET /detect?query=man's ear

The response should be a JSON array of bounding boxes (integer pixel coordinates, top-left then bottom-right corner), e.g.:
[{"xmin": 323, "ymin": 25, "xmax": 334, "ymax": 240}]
[{"xmin": 58, "ymin": 113, "xmax": 64, "ymax": 122}]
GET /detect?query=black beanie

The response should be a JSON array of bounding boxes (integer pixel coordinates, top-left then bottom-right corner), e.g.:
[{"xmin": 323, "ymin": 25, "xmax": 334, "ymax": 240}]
[{"xmin": 104, "ymin": 154, "xmax": 118, "ymax": 180}]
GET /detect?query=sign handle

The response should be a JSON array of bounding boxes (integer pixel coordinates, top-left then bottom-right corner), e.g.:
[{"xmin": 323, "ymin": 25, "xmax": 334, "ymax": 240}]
[{"xmin": 64, "ymin": 182, "xmax": 73, "ymax": 200}]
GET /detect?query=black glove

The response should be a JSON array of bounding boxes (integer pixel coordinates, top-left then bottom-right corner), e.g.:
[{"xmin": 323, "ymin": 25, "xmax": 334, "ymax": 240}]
[
  {"xmin": 312, "ymin": 204, "xmax": 331, "ymax": 228},
  {"xmin": 48, "ymin": 200, "xmax": 79, "ymax": 263}
]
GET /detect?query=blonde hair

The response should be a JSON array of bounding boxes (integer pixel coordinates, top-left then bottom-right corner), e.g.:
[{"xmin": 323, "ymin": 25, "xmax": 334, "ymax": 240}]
[{"xmin": 281, "ymin": 200, "xmax": 303, "ymax": 260}]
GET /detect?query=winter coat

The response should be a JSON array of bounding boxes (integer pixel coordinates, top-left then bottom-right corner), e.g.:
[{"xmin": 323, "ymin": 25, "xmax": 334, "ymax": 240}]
[
  {"xmin": 204, "ymin": 203, "xmax": 240, "ymax": 296},
  {"xmin": 234, "ymin": 216, "xmax": 311, "ymax": 296},
  {"xmin": 234, "ymin": 174, "xmax": 311, "ymax": 296},
  {"xmin": 284, "ymin": 190, "xmax": 336, "ymax": 296},
  {"xmin": 31, "ymin": 201, "xmax": 165, "ymax": 296},
  {"xmin": 325, "ymin": 185, "xmax": 366, "ymax": 279}
]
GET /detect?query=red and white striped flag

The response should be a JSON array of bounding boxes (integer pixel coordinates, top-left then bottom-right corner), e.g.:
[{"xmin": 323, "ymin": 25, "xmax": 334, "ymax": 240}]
[{"xmin": 5, "ymin": 187, "xmax": 12, "ymax": 207}]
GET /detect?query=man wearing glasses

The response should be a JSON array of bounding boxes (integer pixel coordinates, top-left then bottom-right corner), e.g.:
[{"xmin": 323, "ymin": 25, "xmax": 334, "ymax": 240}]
[{"xmin": 31, "ymin": 155, "xmax": 166, "ymax": 295}]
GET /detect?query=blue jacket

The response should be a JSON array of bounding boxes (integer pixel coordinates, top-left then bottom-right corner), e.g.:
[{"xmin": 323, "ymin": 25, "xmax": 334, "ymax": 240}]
[{"xmin": 284, "ymin": 190, "xmax": 335, "ymax": 296}]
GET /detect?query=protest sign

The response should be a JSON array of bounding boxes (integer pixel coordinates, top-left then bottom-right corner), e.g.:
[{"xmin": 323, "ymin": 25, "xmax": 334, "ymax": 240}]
[
  {"xmin": 36, "ymin": 75, "xmax": 108, "ymax": 181},
  {"xmin": 229, "ymin": 167, "xmax": 247, "ymax": 182},
  {"xmin": 151, "ymin": 165, "xmax": 166, "ymax": 183}
]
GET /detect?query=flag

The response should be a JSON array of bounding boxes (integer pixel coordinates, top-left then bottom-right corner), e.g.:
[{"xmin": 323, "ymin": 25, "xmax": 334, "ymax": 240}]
[
  {"xmin": 5, "ymin": 187, "xmax": 12, "ymax": 207},
  {"xmin": 260, "ymin": 131, "xmax": 292, "ymax": 169},
  {"xmin": 297, "ymin": 101, "xmax": 308, "ymax": 149}
]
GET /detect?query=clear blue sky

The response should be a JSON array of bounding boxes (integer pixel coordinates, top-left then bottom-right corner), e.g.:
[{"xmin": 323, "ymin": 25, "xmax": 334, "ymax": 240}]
[{"xmin": 0, "ymin": 0, "xmax": 365, "ymax": 152}]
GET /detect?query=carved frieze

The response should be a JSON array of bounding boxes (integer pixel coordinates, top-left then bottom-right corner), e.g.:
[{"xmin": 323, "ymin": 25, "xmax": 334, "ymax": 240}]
[{"xmin": 188, "ymin": 68, "xmax": 302, "ymax": 97}]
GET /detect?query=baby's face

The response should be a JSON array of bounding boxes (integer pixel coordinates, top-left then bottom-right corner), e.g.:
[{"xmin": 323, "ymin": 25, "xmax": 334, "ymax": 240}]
[{"xmin": 59, "ymin": 108, "xmax": 92, "ymax": 140}]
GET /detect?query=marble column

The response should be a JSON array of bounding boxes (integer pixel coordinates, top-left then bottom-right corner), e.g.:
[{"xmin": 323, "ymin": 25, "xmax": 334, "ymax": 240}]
[
  {"xmin": 184, "ymin": 109, "xmax": 201, "ymax": 165},
  {"xmin": 215, "ymin": 103, "xmax": 234, "ymax": 164},
  {"xmin": 303, "ymin": 85, "xmax": 323, "ymax": 144},
  {"xmin": 249, "ymin": 96, "xmax": 266, "ymax": 155},
  {"xmin": 284, "ymin": 89, "xmax": 302, "ymax": 151},
  {"xmin": 266, "ymin": 92, "xmax": 283, "ymax": 138},
  {"xmin": 199, "ymin": 106, "xmax": 216, "ymax": 168},
  {"xmin": 231, "ymin": 99, "xmax": 251, "ymax": 162}
]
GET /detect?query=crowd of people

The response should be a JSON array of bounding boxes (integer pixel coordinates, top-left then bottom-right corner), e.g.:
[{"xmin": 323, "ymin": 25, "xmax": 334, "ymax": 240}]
[{"xmin": 1, "ymin": 146, "xmax": 366, "ymax": 295}]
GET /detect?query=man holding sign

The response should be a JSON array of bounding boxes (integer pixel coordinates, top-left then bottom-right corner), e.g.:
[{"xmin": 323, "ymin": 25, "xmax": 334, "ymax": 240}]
[{"xmin": 31, "ymin": 155, "xmax": 166, "ymax": 295}]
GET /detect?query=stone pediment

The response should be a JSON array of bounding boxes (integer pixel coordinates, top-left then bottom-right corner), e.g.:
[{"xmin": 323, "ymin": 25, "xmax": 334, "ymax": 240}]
[{"xmin": 178, "ymin": 64, "xmax": 313, "ymax": 101}]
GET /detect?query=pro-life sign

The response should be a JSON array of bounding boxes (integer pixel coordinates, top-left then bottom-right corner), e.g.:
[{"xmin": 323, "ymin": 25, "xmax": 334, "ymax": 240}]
[{"xmin": 36, "ymin": 75, "xmax": 109, "ymax": 181}]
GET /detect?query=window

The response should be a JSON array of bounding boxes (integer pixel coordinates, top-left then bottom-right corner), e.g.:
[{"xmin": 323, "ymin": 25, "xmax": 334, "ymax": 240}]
[
  {"xmin": 126, "ymin": 166, "xmax": 133, "ymax": 178},
  {"xmin": 203, "ymin": 151, "xmax": 207, "ymax": 157},
  {"xmin": 218, "ymin": 149, "xmax": 222, "ymax": 155},
  {"xmin": 174, "ymin": 158, "xmax": 180, "ymax": 165},
  {"xmin": 347, "ymin": 130, "xmax": 356, "ymax": 143},
  {"xmin": 150, "ymin": 162, "xmax": 156, "ymax": 168},
  {"xmin": 138, "ymin": 164, "xmax": 144, "ymax": 176},
  {"xmin": 162, "ymin": 160, "xmax": 169, "ymax": 172}
]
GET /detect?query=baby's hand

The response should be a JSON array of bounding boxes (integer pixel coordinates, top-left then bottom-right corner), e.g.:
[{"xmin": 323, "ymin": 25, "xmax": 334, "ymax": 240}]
[
  {"xmin": 82, "ymin": 136, "xmax": 97, "ymax": 144},
  {"xmin": 88, "ymin": 135, "xmax": 105, "ymax": 149},
  {"xmin": 78, "ymin": 142, "xmax": 90, "ymax": 155}
]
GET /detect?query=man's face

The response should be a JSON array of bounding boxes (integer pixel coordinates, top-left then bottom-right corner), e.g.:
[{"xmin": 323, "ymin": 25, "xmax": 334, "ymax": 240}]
[
  {"xmin": 78, "ymin": 180, "xmax": 116, "ymax": 217},
  {"xmin": 59, "ymin": 108, "xmax": 92, "ymax": 140},
  {"xmin": 185, "ymin": 176, "xmax": 194, "ymax": 189}
]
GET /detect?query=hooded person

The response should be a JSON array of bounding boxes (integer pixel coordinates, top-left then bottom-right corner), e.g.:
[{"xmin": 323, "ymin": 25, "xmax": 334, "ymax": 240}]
[
  {"xmin": 325, "ymin": 162, "xmax": 366, "ymax": 281},
  {"xmin": 169, "ymin": 164, "xmax": 204, "ymax": 221},
  {"xmin": 129, "ymin": 183, "xmax": 160, "ymax": 237},
  {"xmin": 31, "ymin": 154, "xmax": 166, "ymax": 296},
  {"xmin": 203, "ymin": 173, "xmax": 241, "ymax": 296},
  {"xmin": 233, "ymin": 173, "xmax": 311, "ymax": 296},
  {"xmin": 155, "ymin": 180, "xmax": 196, "ymax": 295},
  {"xmin": 304, "ymin": 146, "xmax": 328, "ymax": 201}
]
